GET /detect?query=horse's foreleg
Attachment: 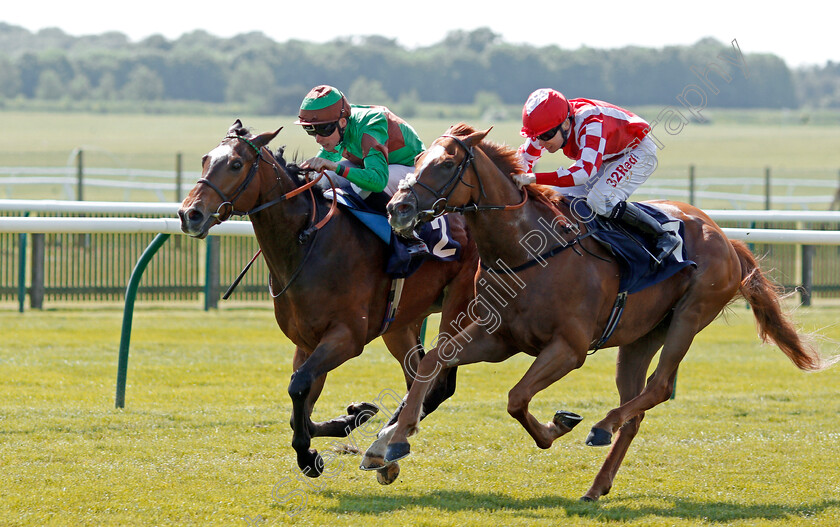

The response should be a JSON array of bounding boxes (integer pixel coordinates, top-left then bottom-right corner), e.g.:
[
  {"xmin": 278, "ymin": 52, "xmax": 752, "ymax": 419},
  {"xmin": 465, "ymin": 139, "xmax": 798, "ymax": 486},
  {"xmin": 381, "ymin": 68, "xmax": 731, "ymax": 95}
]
[
  {"xmin": 360, "ymin": 365, "xmax": 459, "ymax": 472},
  {"xmin": 506, "ymin": 339, "xmax": 586, "ymax": 449},
  {"xmin": 382, "ymin": 347, "xmax": 443, "ymax": 463},
  {"xmin": 583, "ymin": 330, "xmax": 664, "ymax": 501},
  {"xmin": 288, "ymin": 332, "xmax": 363, "ymax": 478},
  {"xmin": 385, "ymin": 326, "xmax": 511, "ymax": 464}
]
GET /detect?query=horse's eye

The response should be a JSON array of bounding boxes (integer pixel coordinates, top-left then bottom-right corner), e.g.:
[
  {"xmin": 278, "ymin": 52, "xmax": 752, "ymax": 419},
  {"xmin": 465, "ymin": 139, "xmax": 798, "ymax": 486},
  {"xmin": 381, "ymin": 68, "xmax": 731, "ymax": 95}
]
[
  {"xmin": 231, "ymin": 160, "xmax": 243, "ymax": 171},
  {"xmin": 443, "ymin": 160, "xmax": 455, "ymax": 169}
]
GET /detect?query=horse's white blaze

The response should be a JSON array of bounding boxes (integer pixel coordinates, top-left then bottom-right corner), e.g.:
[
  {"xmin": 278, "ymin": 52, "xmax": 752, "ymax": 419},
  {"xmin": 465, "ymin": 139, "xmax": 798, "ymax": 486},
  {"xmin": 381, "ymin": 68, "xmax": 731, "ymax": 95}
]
[
  {"xmin": 416, "ymin": 144, "xmax": 447, "ymax": 179},
  {"xmin": 207, "ymin": 144, "xmax": 233, "ymax": 167},
  {"xmin": 397, "ymin": 144, "xmax": 447, "ymax": 191}
]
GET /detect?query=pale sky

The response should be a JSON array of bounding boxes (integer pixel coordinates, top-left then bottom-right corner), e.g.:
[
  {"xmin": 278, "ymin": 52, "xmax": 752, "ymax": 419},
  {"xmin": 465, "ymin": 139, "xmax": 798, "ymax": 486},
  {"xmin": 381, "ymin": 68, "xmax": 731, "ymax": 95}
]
[{"xmin": 2, "ymin": 0, "xmax": 836, "ymax": 68}]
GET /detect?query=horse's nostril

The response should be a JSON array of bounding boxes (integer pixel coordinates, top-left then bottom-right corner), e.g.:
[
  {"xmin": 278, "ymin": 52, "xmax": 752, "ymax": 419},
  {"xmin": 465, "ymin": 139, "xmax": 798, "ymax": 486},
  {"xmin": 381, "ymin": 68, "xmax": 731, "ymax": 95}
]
[
  {"xmin": 396, "ymin": 203, "xmax": 412, "ymax": 216},
  {"xmin": 187, "ymin": 209, "xmax": 202, "ymax": 222}
]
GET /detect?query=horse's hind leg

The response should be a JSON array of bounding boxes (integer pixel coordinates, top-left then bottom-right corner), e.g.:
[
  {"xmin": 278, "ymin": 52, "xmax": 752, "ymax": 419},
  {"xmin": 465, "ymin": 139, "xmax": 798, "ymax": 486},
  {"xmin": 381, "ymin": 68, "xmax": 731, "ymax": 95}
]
[
  {"xmin": 588, "ymin": 289, "xmax": 725, "ymax": 444},
  {"xmin": 582, "ymin": 328, "xmax": 665, "ymax": 501}
]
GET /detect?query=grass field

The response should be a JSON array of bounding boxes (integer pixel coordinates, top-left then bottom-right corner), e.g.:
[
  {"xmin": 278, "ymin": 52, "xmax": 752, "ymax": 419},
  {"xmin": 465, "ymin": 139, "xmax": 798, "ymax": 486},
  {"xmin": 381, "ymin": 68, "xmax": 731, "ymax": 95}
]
[
  {"xmin": 3, "ymin": 108, "xmax": 839, "ymax": 205},
  {"xmin": 1, "ymin": 303, "xmax": 839, "ymax": 526},
  {"xmin": 4, "ymin": 109, "xmax": 840, "ymax": 171}
]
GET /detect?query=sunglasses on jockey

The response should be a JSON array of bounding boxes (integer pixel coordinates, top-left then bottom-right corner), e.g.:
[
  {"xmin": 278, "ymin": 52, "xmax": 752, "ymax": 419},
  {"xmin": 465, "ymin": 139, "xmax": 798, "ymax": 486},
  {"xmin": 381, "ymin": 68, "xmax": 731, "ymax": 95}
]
[
  {"xmin": 302, "ymin": 121, "xmax": 339, "ymax": 137},
  {"xmin": 535, "ymin": 123, "xmax": 563, "ymax": 142}
]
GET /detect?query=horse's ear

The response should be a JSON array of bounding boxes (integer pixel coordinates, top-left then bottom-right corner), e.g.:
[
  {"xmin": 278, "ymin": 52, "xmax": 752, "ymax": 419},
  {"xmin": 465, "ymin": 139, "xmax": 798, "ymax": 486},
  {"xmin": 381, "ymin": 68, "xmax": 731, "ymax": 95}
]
[
  {"xmin": 228, "ymin": 119, "xmax": 244, "ymax": 135},
  {"xmin": 465, "ymin": 126, "xmax": 493, "ymax": 147},
  {"xmin": 253, "ymin": 127, "xmax": 283, "ymax": 149}
]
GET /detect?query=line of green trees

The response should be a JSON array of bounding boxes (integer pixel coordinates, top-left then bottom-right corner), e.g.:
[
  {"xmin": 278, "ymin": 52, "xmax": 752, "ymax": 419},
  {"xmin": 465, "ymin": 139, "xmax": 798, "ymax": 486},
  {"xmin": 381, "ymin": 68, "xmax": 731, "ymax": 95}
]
[{"xmin": 2, "ymin": 23, "xmax": 839, "ymax": 115}]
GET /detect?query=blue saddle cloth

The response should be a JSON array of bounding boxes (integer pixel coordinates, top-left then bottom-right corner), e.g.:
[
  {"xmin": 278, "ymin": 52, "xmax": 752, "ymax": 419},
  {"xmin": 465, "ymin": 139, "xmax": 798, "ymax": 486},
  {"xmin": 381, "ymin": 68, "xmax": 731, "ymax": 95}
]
[
  {"xmin": 570, "ymin": 200, "xmax": 695, "ymax": 294},
  {"xmin": 324, "ymin": 187, "xmax": 461, "ymax": 278}
]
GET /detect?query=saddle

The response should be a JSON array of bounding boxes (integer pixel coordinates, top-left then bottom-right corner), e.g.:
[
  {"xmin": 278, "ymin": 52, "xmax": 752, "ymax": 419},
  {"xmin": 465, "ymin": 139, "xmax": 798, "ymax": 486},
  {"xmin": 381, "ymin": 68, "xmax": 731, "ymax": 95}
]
[
  {"xmin": 569, "ymin": 199, "xmax": 696, "ymax": 295},
  {"xmin": 558, "ymin": 199, "xmax": 696, "ymax": 351}
]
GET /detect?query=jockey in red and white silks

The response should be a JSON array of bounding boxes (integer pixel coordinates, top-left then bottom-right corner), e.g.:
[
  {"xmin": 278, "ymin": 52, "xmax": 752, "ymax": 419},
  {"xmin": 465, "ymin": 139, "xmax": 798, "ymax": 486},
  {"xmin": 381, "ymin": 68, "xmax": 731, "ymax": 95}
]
[{"xmin": 515, "ymin": 88, "xmax": 678, "ymax": 263}]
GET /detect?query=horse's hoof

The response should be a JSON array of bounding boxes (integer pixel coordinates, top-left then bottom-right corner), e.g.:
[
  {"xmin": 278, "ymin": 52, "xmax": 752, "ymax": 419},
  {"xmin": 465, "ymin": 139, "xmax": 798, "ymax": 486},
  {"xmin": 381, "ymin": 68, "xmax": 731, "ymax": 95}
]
[
  {"xmin": 585, "ymin": 427, "xmax": 612, "ymax": 446},
  {"xmin": 554, "ymin": 410, "xmax": 583, "ymax": 430},
  {"xmin": 348, "ymin": 401, "xmax": 379, "ymax": 418},
  {"xmin": 385, "ymin": 442, "xmax": 411, "ymax": 463},
  {"xmin": 579, "ymin": 495, "xmax": 597, "ymax": 502},
  {"xmin": 359, "ymin": 454, "xmax": 386, "ymax": 471},
  {"xmin": 298, "ymin": 449, "xmax": 324, "ymax": 478},
  {"xmin": 376, "ymin": 462, "xmax": 400, "ymax": 485}
]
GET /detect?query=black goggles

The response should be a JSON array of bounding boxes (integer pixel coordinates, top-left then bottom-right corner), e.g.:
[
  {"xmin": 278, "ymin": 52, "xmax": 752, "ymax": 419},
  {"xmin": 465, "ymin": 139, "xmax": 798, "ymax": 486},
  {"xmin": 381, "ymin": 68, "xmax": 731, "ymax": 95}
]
[
  {"xmin": 536, "ymin": 123, "xmax": 563, "ymax": 142},
  {"xmin": 302, "ymin": 121, "xmax": 339, "ymax": 137}
]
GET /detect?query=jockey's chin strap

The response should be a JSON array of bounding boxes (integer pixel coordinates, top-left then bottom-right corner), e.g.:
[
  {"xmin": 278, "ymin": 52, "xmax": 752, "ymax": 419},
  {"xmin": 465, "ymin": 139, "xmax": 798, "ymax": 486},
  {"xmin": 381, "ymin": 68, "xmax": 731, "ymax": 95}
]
[
  {"xmin": 408, "ymin": 134, "xmax": 528, "ymax": 222},
  {"xmin": 197, "ymin": 134, "xmax": 338, "ymax": 244}
]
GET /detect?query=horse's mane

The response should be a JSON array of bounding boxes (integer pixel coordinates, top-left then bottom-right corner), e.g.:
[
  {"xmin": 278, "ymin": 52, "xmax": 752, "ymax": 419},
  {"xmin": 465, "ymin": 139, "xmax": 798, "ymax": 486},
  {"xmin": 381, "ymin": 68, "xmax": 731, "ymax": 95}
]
[{"xmin": 446, "ymin": 123, "xmax": 564, "ymax": 209}]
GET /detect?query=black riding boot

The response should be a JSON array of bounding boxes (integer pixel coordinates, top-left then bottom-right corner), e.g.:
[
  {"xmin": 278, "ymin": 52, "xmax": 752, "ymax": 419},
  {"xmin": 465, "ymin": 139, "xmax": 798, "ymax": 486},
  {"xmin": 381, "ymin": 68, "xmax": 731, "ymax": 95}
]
[{"xmin": 618, "ymin": 202, "xmax": 680, "ymax": 263}]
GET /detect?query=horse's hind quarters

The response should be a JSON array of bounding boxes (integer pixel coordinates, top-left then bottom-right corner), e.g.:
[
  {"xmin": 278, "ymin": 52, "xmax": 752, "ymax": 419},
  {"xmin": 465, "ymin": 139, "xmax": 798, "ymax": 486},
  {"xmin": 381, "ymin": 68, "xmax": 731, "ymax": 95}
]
[{"xmin": 585, "ymin": 427, "xmax": 613, "ymax": 447}]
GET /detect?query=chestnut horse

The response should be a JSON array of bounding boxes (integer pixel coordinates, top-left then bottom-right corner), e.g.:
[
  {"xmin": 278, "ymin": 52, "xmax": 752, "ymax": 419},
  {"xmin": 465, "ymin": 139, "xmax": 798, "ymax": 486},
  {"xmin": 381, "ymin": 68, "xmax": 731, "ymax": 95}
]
[
  {"xmin": 381, "ymin": 123, "xmax": 830, "ymax": 500},
  {"xmin": 178, "ymin": 121, "xmax": 478, "ymax": 483}
]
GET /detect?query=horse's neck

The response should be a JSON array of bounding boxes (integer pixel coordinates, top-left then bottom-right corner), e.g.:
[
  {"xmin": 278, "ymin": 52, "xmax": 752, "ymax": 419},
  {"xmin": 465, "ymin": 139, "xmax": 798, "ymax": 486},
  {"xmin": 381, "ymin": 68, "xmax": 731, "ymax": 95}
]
[
  {"xmin": 249, "ymin": 168, "xmax": 314, "ymax": 274},
  {"xmin": 467, "ymin": 191, "xmax": 573, "ymax": 269},
  {"xmin": 465, "ymin": 152, "xmax": 550, "ymax": 265}
]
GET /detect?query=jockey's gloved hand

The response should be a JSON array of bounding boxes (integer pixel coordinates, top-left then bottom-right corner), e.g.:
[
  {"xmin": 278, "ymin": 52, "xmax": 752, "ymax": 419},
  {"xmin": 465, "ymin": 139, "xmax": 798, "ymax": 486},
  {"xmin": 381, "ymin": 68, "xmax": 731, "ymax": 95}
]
[{"xmin": 512, "ymin": 173, "xmax": 536, "ymax": 189}]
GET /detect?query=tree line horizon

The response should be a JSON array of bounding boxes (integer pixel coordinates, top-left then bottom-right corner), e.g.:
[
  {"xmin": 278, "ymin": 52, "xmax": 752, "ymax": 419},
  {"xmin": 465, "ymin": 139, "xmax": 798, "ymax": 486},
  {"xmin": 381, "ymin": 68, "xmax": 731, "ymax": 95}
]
[{"xmin": 1, "ymin": 24, "xmax": 838, "ymax": 115}]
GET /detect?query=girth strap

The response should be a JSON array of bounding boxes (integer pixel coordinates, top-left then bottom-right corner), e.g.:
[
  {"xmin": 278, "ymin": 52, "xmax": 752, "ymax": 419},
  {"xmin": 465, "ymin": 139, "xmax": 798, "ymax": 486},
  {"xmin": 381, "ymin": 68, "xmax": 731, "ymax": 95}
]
[
  {"xmin": 379, "ymin": 278, "xmax": 406, "ymax": 336},
  {"xmin": 589, "ymin": 291, "xmax": 628, "ymax": 354}
]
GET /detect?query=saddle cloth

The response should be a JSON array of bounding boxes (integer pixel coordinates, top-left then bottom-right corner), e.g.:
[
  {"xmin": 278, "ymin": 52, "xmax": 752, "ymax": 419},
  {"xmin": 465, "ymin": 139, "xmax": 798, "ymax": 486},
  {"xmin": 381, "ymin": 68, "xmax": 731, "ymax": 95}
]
[
  {"xmin": 569, "ymin": 200, "xmax": 696, "ymax": 294},
  {"xmin": 324, "ymin": 187, "xmax": 461, "ymax": 278}
]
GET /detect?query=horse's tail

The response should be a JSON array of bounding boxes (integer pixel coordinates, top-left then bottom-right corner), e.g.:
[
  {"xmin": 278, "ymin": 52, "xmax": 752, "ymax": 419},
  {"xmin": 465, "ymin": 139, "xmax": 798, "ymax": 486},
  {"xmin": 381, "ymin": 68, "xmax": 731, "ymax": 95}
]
[{"xmin": 732, "ymin": 240, "xmax": 830, "ymax": 371}]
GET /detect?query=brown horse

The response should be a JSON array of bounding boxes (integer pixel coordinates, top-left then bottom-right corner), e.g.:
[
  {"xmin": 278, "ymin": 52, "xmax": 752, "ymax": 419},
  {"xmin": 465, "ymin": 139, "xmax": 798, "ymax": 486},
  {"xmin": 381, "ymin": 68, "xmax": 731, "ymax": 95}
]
[
  {"xmin": 381, "ymin": 123, "xmax": 831, "ymax": 501},
  {"xmin": 178, "ymin": 120, "xmax": 479, "ymax": 483}
]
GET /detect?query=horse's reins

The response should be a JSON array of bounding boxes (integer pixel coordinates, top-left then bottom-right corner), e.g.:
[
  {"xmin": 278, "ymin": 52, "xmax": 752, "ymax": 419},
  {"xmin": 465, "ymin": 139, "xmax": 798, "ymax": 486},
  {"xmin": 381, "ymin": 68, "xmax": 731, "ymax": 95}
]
[
  {"xmin": 407, "ymin": 134, "xmax": 528, "ymax": 222},
  {"xmin": 201, "ymin": 133, "xmax": 338, "ymax": 299}
]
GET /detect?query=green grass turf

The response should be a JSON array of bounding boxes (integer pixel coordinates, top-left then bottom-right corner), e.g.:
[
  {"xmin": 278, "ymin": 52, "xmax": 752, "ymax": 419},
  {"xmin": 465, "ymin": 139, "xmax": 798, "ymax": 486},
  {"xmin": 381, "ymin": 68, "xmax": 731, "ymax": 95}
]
[{"xmin": 1, "ymin": 303, "xmax": 838, "ymax": 526}]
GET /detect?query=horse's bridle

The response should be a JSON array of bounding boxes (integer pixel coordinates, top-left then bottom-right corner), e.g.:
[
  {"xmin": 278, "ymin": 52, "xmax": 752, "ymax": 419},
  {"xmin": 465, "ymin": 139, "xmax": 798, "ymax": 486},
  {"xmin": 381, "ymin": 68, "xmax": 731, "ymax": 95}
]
[
  {"xmin": 198, "ymin": 133, "xmax": 339, "ymax": 299},
  {"xmin": 197, "ymin": 134, "xmax": 272, "ymax": 222},
  {"xmin": 197, "ymin": 133, "xmax": 336, "ymax": 240},
  {"xmin": 404, "ymin": 134, "xmax": 528, "ymax": 222}
]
